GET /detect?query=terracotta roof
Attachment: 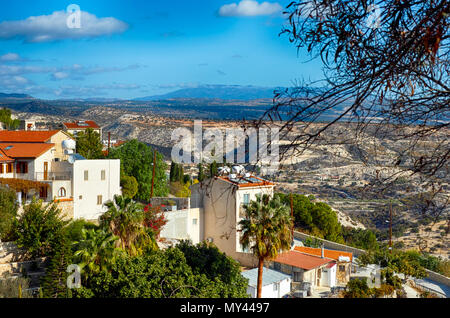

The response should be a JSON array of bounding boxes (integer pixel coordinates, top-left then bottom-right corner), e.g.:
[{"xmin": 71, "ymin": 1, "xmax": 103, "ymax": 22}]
[
  {"xmin": 0, "ymin": 130, "xmax": 60, "ymax": 143},
  {"xmin": 0, "ymin": 143, "xmax": 54, "ymax": 158},
  {"xmin": 273, "ymin": 250, "xmax": 333, "ymax": 270},
  {"xmin": 217, "ymin": 175, "xmax": 274, "ymax": 188},
  {"xmin": 0, "ymin": 149, "xmax": 14, "ymax": 162},
  {"xmin": 63, "ymin": 121, "xmax": 100, "ymax": 129},
  {"xmin": 294, "ymin": 246, "xmax": 353, "ymax": 262}
]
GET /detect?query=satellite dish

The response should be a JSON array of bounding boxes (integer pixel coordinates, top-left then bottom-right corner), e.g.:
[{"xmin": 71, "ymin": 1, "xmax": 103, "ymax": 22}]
[{"xmin": 62, "ymin": 139, "xmax": 76, "ymax": 150}]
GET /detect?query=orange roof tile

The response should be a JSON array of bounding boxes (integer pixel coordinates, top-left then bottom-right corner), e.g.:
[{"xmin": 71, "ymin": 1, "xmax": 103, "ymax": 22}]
[
  {"xmin": 63, "ymin": 121, "xmax": 100, "ymax": 129},
  {"xmin": 294, "ymin": 246, "xmax": 353, "ymax": 262},
  {"xmin": 273, "ymin": 250, "xmax": 333, "ymax": 270},
  {"xmin": 0, "ymin": 130, "xmax": 60, "ymax": 143},
  {"xmin": 217, "ymin": 175, "xmax": 274, "ymax": 188},
  {"xmin": 0, "ymin": 143, "xmax": 54, "ymax": 158},
  {"xmin": 0, "ymin": 149, "xmax": 14, "ymax": 163}
]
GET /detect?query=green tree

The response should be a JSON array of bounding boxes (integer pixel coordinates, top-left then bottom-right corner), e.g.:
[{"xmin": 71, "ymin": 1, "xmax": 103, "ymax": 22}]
[
  {"xmin": 239, "ymin": 194, "xmax": 293, "ymax": 298},
  {"xmin": 14, "ymin": 200, "xmax": 68, "ymax": 259},
  {"xmin": 0, "ymin": 108, "xmax": 20, "ymax": 130},
  {"xmin": 197, "ymin": 162, "xmax": 206, "ymax": 182},
  {"xmin": 100, "ymin": 195, "xmax": 156, "ymax": 256},
  {"xmin": 63, "ymin": 219, "xmax": 98, "ymax": 245},
  {"xmin": 177, "ymin": 240, "xmax": 249, "ymax": 297},
  {"xmin": 342, "ymin": 227, "xmax": 379, "ymax": 250},
  {"xmin": 75, "ymin": 128, "xmax": 104, "ymax": 159},
  {"xmin": 209, "ymin": 161, "xmax": 218, "ymax": 178},
  {"xmin": 73, "ymin": 228, "xmax": 121, "ymax": 277},
  {"xmin": 0, "ymin": 186, "xmax": 18, "ymax": 241},
  {"xmin": 344, "ymin": 278, "xmax": 373, "ymax": 298},
  {"xmin": 41, "ymin": 232, "xmax": 73, "ymax": 298},
  {"xmin": 275, "ymin": 193, "xmax": 344, "ymax": 243},
  {"xmin": 107, "ymin": 140, "xmax": 169, "ymax": 199},
  {"xmin": 120, "ymin": 175, "xmax": 138, "ymax": 199}
]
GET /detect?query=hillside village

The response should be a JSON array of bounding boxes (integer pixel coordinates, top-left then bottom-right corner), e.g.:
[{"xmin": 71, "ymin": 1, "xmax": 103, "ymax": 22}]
[{"xmin": 0, "ymin": 112, "xmax": 448, "ymax": 299}]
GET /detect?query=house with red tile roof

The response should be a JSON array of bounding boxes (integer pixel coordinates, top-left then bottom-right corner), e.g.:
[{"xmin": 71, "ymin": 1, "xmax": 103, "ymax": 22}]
[
  {"xmin": 63, "ymin": 120, "xmax": 102, "ymax": 137},
  {"xmin": 269, "ymin": 248, "xmax": 337, "ymax": 290},
  {"xmin": 0, "ymin": 129, "xmax": 120, "ymax": 221},
  {"xmin": 294, "ymin": 246, "xmax": 353, "ymax": 285}
]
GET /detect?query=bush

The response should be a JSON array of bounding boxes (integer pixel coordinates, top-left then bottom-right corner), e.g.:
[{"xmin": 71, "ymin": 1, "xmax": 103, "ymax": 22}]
[
  {"xmin": 14, "ymin": 200, "xmax": 68, "ymax": 259},
  {"xmin": 0, "ymin": 186, "xmax": 18, "ymax": 241}
]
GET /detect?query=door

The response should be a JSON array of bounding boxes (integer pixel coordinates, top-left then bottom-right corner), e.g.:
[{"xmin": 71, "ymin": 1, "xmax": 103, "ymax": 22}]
[{"xmin": 43, "ymin": 162, "xmax": 48, "ymax": 180}]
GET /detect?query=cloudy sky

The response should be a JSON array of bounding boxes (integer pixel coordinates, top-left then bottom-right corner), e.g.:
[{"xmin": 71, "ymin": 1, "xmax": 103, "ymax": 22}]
[{"xmin": 0, "ymin": 0, "xmax": 323, "ymax": 99}]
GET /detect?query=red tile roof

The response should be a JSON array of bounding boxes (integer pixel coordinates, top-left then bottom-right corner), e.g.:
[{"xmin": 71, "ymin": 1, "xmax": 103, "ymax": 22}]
[
  {"xmin": 0, "ymin": 149, "xmax": 14, "ymax": 163},
  {"xmin": 273, "ymin": 250, "xmax": 333, "ymax": 270},
  {"xmin": 0, "ymin": 130, "xmax": 60, "ymax": 143},
  {"xmin": 294, "ymin": 246, "xmax": 353, "ymax": 262},
  {"xmin": 217, "ymin": 175, "xmax": 274, "ymax": 188},
  {"xmin": 63, "ymin": 121, "xmax": 100, "ymax": 129},
  {"xmin": 0, "ymin": 143, "xmax": 54, "ymax": 158}
]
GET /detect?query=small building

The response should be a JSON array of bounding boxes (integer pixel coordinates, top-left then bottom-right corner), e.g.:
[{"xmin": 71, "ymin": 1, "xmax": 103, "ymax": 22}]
[
  {"xmin": 190, "ymin": 173, "xmax": 275, "ymax": 267},
  {"xmin": 270, "ymin": 249, "xmax": 337, "ymax": 291},
  {"xmin": 241, "ymin": 267, "xmax": 291, "ymax": 298},
  {"xmin": 294, "ymin": 246, "xmax": 353, "ymax": 285},
  {"xmin": 63, "ymin": 120, "xmax": 102, "ymax": 137}
]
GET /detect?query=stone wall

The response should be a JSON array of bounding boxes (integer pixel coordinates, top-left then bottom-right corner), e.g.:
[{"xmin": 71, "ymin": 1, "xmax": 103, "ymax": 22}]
[{"xmin": 294, "ymin": 231, "xmax": 366, "ymax": 257}]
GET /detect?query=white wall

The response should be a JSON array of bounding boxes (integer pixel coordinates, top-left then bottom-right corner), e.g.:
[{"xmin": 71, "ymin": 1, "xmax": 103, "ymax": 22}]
[
  {"xmin": 160, "ymin": 207, "xmax": 202, "ymax": 244},
  {"xmin": 247, "ymin": 278, "xmax": 291, "ymax": 298},
  {"xmin": 72, "ymin": 159, "xmax": 121, "ymax": 220}
]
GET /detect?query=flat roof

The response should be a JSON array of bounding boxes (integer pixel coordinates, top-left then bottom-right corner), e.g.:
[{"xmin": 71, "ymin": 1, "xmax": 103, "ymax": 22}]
[
  {"xmin": 242, "ymin": 268, "xmax": 291, "ymax": 288},
  {"xmin": 217, "ymin": 175, "xmax": 274, "ymax": 188}
]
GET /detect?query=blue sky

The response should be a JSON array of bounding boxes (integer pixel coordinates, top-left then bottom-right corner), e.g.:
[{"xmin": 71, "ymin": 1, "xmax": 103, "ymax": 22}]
[{"xmin": 0, "ymin": 0, "xmax": 323, "ymax": 99}]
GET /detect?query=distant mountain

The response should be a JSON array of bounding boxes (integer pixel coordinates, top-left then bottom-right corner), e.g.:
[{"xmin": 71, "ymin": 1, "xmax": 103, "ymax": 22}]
[
  {"xmin": 0, "ymin": 92, "xmax": 34, "ymax": 99},
  {"xmin": 134, "ymin": 85, "xmax": 283, "ymax": 101}
]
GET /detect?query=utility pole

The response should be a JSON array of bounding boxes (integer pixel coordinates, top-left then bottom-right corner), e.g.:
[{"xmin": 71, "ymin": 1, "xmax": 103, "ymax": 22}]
[
  {"xmin": 107, "ymin": 132, "xmax": 111, "ymax": 156},
  {"xmin": 150, "ymin": 149, "xmax": 157, "ymax": 199},
  {"xmin": 389, "ymin": 202, "xmax": 393, "ymax": 253},
  {"xmin": 290, "ymin": 193, "xmax": 294, "ymax": 242}
]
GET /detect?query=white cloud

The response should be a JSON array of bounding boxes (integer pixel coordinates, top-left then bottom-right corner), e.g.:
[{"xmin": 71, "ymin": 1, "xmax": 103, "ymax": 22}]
[
  {"xmin": 0, "ymin": 10, "xmax": 128, "ymax": 43},
  {"xmin": 0, "ymin": 53, "xmax": 20, "ymax": 61},
  {"xmin": 51, "ymin": 72, "xmax": 69, "ymax": 80},
  {"xmin": 219, "ymin": 0, "xmax": 282, "ymax": 17}
]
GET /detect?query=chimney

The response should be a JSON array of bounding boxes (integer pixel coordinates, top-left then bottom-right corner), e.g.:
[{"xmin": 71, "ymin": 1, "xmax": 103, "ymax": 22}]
[{"xmin": 321, "ymin": 244, "xmax": 325, "ymax": 258}]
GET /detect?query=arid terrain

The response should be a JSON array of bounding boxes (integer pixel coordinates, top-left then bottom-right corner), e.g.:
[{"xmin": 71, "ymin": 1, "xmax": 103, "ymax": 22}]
[{"xmin": 9, "ymin": 104, "xmax": 450, "ymax": 259}]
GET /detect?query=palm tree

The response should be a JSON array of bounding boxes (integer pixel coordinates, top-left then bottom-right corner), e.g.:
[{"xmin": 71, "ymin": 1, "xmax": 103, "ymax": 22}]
[
  {"xmin": 100, "ymin": 195, "xmax": 156, "ymax": 256},
  {"xmin": 73, "ymin": 228, "xmax": 121, "ymax": 276},
  {"xmin": 239, "ymin": 194, "xmax": 293, "ymax": 298}
]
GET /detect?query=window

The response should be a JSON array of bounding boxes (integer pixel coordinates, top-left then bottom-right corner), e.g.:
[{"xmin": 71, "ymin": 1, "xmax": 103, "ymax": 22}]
[
  {"xmin": 6, "ymin": 163, "xmax": 13, "ymax": 173},
  {"xmin": 192, "ymin": 218, "xmax": 197, "ymax": 225},
  {"xmin": 339, "ymin": 265, "xmax": 346, "ymax": 272},
  {"xmin": 84, "ymin": 170, "xmax": 89, "ymax": 181},
  {"xmin": 243, "ymin": 193, "xmax": 250, "ymax": 205},
  {"xmin": 0, "ymin": 164, "xmax": 3, "ymax": 174},
  {"xmin": 58, "ymin": 187, "xmax": 66, "ymax": 197},
  {"xmin": 273, "ymin": 283, "xmax": 279, "ymax": 292},
  {"xmin": 16, "ymin": 162, "xmax": 28, "ymax": 174},
  {"xmin": 97, "ymin": 195, "xmax": 102, "ymax": 205},
  {"xmin": 274, "ymin": 262, "xmax": 281, "ymax": 271},
  {"xmin": 101, "ymin": 170, "xmax": 106, "ymax": 181},
  {"xmin": 293, "ymin": 271, "xmax": 303, "ymax": 282}
]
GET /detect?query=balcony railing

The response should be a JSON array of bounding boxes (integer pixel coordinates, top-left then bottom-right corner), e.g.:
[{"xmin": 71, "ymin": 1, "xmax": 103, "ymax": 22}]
[{"xmin": 34, "ymin": 172, "xmax": 72, "ymax": 181}]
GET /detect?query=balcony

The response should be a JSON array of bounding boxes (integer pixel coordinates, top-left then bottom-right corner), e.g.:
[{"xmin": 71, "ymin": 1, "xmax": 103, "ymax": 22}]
[{"xmin": 35, "ymin": 172, "xmax": 72, "ymax": 181}]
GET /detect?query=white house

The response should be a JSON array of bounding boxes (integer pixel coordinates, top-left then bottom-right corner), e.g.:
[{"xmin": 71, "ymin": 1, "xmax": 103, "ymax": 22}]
[
  {"xmin": 0, "ymin": 130, "xmax": 121, "ymax": 221},
  {"xmin": 190, "ymin": 173, "xmax": 275, "ymax": 267},
  {"xmin": 241, "ymin": 267, "xmax": 292, "ymax": 298}
]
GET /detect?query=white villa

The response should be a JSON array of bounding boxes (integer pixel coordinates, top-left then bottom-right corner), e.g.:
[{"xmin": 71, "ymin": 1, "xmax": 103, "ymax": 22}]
[
  {"xmin": 158, "ymin": 171, "xmax": 275, "ymax": 267},
  {"xmin": 0, "ymin": 130, "xmax": 121, "ymax": 221}
]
